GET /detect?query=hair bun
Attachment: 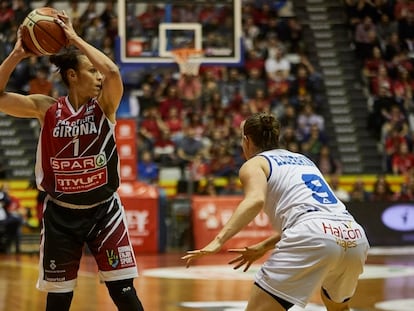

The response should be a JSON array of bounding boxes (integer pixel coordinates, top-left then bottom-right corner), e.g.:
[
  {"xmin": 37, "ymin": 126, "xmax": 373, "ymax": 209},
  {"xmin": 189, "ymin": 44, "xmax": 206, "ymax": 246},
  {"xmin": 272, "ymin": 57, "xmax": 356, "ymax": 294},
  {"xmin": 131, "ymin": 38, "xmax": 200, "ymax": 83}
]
[{"xmin": 261, "ymin": 115, "xmax": 274, "ymax": 130}]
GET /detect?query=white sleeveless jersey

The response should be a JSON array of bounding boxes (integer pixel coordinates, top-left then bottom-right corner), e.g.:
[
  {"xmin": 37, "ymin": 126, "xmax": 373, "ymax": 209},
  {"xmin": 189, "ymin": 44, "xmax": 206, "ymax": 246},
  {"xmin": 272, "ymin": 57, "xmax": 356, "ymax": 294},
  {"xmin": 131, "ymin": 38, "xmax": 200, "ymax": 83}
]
[{"xmin": 259, "ymin": 149, "xmax": 352, "ymax": 232}]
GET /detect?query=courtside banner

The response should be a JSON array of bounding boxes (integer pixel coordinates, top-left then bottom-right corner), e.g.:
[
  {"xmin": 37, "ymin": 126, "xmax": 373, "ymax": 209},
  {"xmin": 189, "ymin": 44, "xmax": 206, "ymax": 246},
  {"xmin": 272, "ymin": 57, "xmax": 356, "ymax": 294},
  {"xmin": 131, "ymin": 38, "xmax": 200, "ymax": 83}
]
[
  {"xmin": 348, "ymin": 201, "xmax": 414, "ymax": 246},
  {"xmin": 118, "ymin": 182, "xmax": 159, "ymax": 253},
  {"xmin": 191, "ymin": 196, "xmax": 274, "ymax": 250},
  {"xmin": 115, "ymin": 119, "xmax": 137, "ymax": 182}
]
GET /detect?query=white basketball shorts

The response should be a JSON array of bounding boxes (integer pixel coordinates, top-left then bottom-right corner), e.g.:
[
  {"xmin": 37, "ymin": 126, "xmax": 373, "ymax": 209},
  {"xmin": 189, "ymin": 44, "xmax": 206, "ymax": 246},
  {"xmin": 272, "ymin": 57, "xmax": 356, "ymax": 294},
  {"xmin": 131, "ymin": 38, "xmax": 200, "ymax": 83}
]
[{"xmin": 254, "ymin": 216, "xmax": 370, "ymax": 308}]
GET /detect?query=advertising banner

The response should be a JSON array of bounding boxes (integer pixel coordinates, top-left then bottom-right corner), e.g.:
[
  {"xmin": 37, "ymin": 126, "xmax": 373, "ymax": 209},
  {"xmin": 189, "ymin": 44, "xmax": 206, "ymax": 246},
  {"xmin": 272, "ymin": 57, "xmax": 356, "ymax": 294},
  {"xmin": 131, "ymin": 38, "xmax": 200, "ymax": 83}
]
[
  {"xmin": 118, "ymin": 182, "xmax": 160, "ymax": 253},
  {"xmin": 191, "ymin": 196, "xmax": 274, "ymax": 250},
  {"xmin": 348, "ymin": 201, "xmax": 414, "ymax": 246}
]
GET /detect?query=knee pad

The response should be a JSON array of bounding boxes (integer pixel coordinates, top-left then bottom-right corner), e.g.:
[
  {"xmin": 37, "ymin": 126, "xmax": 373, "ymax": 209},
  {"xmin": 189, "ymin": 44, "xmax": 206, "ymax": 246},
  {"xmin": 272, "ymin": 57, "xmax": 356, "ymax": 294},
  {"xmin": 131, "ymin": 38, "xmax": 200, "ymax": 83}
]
[
  {"xmin": 46, "ymin": 292, "xmax": 73, "ymax": 311},
  {"xmin": 105, "ymin": 279, "xmax": 144, "ymax": 311}
]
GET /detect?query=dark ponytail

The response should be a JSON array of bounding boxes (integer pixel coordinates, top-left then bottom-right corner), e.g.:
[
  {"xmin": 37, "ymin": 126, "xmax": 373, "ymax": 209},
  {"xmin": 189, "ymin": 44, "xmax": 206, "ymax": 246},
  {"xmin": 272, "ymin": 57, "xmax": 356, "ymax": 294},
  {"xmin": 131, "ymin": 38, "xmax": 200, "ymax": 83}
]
[{"xmin": 49, "ymin": 46, "xmax": 82, "ymax": 86}]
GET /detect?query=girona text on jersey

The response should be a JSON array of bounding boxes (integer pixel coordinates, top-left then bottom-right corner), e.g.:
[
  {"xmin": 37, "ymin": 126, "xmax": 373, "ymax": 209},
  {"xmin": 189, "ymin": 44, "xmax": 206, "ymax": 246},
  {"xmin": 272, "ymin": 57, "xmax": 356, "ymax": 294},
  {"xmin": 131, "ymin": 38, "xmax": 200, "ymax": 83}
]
[{"xmin": 53, "ymin": 116, "xmax": 97, "ymax": 137}]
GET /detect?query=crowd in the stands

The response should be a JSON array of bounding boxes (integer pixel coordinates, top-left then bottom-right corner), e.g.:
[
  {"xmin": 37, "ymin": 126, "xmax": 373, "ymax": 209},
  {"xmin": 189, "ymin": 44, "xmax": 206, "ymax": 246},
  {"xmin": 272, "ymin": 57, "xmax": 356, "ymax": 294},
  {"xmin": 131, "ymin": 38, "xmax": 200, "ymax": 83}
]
[
  {"xmin": 345, "ymin": 0, "xmax": 414, "ymax": 178},
  {"xmin": 2, "ymin": 0, "xmax": 414, "ymax": 200},
  {"xmin": 0, "ymin": 1, "xmax": 336, "ymax": 194}
]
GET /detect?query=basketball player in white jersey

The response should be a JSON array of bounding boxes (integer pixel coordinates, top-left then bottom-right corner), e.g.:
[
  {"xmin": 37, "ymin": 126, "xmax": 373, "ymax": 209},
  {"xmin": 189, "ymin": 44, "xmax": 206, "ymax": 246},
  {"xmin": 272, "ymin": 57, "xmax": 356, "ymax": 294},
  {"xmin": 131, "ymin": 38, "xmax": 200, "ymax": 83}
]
[
  {"xmin": 0, "ymin": 12, "xmax": 144, "ymax": 311},
  {"xmin": 183, "ymin": 112, "xmax": 370, "ymax": 311}
]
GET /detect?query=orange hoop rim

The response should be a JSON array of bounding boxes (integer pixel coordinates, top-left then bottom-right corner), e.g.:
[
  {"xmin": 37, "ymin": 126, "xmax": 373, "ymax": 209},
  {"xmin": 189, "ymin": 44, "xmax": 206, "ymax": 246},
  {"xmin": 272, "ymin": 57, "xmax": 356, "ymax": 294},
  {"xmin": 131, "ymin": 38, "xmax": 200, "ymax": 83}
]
[{"xmin": 171, "ymin": 48, "xmax": 204, "ymax": 62}]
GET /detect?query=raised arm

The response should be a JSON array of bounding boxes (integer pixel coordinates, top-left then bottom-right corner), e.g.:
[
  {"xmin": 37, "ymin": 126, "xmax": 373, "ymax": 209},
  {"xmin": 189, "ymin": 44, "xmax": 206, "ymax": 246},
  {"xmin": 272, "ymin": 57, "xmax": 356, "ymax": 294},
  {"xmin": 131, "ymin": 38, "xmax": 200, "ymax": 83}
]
[
  {"xmin": 0, "ymin": 29, "xmax": 54, "ymax": 122},
  {"xmin": 182, "ymin": 156, "xmax": 268, "ymax": 267},
  {"xmin": 56, "ymin": 11, "xmax": 123, "ymax": 121}
]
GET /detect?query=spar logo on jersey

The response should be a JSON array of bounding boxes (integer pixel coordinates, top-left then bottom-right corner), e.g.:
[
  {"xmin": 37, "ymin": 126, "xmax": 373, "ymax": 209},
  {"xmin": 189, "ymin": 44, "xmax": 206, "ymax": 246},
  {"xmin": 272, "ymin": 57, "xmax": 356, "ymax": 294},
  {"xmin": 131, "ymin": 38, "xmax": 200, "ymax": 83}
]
[
  {"xmin": 106, "ymin": 249, "xmax": 120, "ymax": 268},
  {"xmin": 51, "ymin": 154, "xmax": 107, "ymax": 172}
]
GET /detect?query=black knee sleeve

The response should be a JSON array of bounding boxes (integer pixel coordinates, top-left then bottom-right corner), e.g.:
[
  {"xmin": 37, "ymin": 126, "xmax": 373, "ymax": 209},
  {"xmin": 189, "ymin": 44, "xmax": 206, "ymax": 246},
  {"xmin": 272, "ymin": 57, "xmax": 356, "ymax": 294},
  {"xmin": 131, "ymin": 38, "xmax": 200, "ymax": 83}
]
[
  {"xmin": 105, "ymin": 279, "xmax": 144, "ymax": 311},
  {"xmin": 322, "ymin": 287, "xmax": 350, "ymax": 303},
  {"xmin": 254, "ymin": 282, "xmax": 294, "ymax": 310},
  {"xmin": 46, "ymin": 292, "xmax": 73, "ymax": 311}
]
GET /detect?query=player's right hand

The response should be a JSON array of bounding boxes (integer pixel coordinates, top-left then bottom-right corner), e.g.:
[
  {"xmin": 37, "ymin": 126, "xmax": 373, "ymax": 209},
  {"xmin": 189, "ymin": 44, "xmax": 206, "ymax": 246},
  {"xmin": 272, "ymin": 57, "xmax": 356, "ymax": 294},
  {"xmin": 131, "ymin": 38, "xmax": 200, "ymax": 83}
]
[{"xmin": 15, "ymin": 27, "xmax": 34, "ymax": 58}]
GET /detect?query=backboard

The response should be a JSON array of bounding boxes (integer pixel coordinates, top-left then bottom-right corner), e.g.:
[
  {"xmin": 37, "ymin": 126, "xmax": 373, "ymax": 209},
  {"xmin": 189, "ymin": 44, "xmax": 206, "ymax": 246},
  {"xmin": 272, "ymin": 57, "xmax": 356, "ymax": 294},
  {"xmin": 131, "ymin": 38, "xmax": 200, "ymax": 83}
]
[{"xmin": 117, "ymin": 0, "xmax": 242, "ymax": 66}]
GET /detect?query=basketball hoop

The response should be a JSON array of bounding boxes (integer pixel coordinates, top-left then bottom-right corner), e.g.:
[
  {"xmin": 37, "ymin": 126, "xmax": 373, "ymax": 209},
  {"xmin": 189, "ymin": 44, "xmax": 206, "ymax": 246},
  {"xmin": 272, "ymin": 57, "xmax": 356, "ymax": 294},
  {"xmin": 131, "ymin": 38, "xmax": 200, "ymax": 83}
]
[{"xmin": 171, "ymin": 48, "xmax": 204, "ymax": 76}]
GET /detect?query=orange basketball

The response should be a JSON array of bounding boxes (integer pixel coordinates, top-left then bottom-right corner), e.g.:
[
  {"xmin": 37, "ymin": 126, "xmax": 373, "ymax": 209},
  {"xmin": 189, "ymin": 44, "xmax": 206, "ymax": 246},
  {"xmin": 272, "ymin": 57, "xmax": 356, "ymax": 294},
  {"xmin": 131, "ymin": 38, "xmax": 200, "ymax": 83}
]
[{"xmin": 20, "ymin": 7, "xmax": 66, "ymax": 56}]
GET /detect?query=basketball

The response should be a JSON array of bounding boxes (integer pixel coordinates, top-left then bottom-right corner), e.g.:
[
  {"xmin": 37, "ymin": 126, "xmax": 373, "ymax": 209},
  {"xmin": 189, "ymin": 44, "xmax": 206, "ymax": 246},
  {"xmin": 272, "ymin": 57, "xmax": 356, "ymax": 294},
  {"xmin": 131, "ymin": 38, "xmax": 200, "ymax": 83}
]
[{"xmin": 20, "ymin": 7, "xmax": 66, "ymax": 56}]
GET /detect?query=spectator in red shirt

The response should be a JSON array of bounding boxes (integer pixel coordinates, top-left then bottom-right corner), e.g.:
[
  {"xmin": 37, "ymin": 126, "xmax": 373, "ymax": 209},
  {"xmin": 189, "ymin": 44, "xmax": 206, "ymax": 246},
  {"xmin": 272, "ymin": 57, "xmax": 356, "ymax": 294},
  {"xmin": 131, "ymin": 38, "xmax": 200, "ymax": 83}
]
[
  {"xmin": 159, "ymin": 85, "xmax": 184, "ymax": 120},
  {"xmin": 370, "ymin": 182, "xmax": 395, "ymax": 201},
  {"xmin": 139, "ymin": 107, "xmax": 168, "ymax": 150},
  {"xmin": 244, "ymin": 49, "xmax": 265, "ymax": 75},
  {"xmin": 370, "ymin": 64, "xmax": 393, "ymax": 96},
  {"xmin": 209, "ymin": 142, "xmax": 236, "ymax": 177},
  {"xmin": 188, "ymin": 152, "xmax": 210, "ymax": 183},
  {"xmin": 394, "ymin": 177, "xmax": 414, "ymax": 201},
  {"xmin": 0, "ymin": 0, "xmax": 14, "ymax": 33},
  {"xmin": 248, "ymin": 88, "xmax": 271, "ymax": 113},
  {"xmin": 164, "ymin": 107, "xmax": 184, "ymax": 143},
  {"xmin": 392, "ymin": 142, "xmax": 414, "ymax": 175},
  {"xmin": 289, "ymin": 64, "xmax": 317, "ymax": 108},
  {"xmin": 137, "ymin": 4, "xmax": 163, "ymax": 36},
  {"xmin": 153, "ymin": 130, "xmax": 177, "ymax": 166},
  {"xmin": 252, "ymin": 3, "xmax": 276, "ymax": 33},
  {"xmin": 362, "ymin": 46, "xmax": 387, "ymax": 85},
  {"xmin": 383, "ymin": 123, "xmax": 410, "ymax": 171},
  {"xmin": 177, "ymin": 73, "xmax": 202, "ymax": 105},
  {"xmin": 186, "ymin": 112, "xmax": 206, "ymax": 142},
  {"xmin": 232, "ymin": 102, "xmax": 251, "ymax": 130}
]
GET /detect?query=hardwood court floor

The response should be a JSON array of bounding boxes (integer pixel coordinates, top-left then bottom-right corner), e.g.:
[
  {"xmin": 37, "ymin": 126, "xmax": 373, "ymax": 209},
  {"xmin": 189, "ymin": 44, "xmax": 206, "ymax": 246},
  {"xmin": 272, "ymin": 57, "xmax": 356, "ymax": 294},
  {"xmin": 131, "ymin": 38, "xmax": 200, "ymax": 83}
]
[{"xmin": 0, "ymin": 248, "xmax": 413, "ymax": 311}]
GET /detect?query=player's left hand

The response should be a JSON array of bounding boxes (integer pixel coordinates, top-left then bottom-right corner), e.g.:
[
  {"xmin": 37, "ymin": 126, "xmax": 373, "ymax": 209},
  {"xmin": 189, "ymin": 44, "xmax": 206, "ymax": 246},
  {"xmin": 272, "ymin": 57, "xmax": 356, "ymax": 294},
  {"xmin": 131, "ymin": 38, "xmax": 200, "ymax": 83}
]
[
  {"xmin": 55, "ymin": 10, "xmax": 77, "ymax": 44},
  {"xmin": 228, "ymin": 246, "xmax": 266, "ymax": 272}
]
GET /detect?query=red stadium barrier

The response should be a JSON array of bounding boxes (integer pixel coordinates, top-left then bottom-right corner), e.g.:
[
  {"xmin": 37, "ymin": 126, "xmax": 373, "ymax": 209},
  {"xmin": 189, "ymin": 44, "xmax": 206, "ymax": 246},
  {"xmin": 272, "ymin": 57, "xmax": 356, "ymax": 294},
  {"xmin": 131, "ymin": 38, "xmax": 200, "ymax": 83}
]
[{"xmin": 191, "ymin": 196, "xmax": 274, "ymax": 250}]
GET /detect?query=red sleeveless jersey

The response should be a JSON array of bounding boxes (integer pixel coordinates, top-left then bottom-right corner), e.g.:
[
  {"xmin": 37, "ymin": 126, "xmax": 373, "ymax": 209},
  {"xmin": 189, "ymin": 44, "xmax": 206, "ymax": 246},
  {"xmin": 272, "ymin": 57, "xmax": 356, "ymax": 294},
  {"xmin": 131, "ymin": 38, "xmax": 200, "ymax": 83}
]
[{"xmin": 36, "ymin": 96, "xmax": 119, "ymax": 205}]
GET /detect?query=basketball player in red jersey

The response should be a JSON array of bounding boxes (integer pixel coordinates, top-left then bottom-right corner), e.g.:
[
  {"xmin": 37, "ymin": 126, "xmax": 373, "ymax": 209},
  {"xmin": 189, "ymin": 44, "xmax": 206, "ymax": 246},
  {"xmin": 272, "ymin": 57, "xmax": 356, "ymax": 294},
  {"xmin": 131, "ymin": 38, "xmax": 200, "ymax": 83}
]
[{"xmin": 0, "ymin": 12, "xmax": 144, "ymax": 311}]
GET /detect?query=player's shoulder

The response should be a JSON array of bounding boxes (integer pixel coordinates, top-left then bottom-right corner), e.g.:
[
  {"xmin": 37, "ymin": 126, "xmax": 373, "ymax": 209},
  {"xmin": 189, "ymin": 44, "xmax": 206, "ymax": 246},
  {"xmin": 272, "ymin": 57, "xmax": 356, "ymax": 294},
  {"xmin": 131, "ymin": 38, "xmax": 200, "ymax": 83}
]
[
  {"xmin": 241, "ymin": 153, "xmax": 271, "ymax": 175},
  {"xmin": 28, "ymin": 94, "xmax": 56, "ymax": 106},
  {"xmin": 28, "ymin": 94, "xmax": 56, "ymax": 117}
]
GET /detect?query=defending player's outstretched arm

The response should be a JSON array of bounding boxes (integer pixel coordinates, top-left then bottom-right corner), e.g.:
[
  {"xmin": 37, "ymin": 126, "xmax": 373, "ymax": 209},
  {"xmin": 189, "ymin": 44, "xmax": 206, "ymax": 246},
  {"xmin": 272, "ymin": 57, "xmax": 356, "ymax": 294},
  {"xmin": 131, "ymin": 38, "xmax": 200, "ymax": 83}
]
[{"xmin": 182, "ymin": 157, "xmax": 268, "ymax": 268}]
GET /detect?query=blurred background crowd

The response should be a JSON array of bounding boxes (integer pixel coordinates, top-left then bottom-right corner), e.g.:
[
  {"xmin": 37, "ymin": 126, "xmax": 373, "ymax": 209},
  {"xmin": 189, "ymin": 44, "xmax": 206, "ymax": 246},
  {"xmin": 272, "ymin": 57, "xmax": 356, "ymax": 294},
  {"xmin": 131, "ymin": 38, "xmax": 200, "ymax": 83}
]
[{"xmin": 1, "ymin": 0, "xmax": 414, "ymax": 205}]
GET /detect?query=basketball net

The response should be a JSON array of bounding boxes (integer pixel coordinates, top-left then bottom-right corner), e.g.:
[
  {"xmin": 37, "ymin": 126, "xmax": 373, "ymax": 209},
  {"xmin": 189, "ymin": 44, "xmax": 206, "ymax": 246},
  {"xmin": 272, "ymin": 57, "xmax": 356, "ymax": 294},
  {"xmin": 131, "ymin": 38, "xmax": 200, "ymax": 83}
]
[{"xmin": 172, "ymin": 48, "xmax": 204, "ymax": 76}]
